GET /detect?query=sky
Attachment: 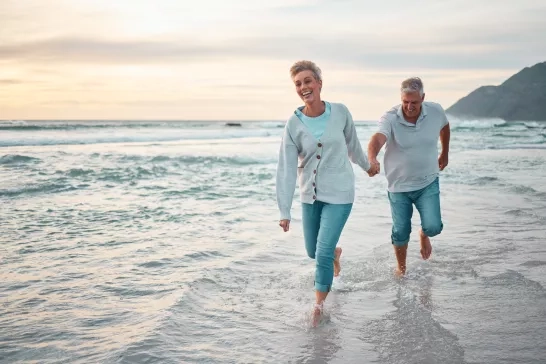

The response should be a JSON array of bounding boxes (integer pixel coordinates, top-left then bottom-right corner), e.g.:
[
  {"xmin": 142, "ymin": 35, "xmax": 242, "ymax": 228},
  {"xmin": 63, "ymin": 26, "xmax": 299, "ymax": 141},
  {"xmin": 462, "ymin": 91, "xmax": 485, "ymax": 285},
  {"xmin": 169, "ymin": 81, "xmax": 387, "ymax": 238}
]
[{"xmin": 1, "ymin": 0, "xmax": 545, "ymax": 121}]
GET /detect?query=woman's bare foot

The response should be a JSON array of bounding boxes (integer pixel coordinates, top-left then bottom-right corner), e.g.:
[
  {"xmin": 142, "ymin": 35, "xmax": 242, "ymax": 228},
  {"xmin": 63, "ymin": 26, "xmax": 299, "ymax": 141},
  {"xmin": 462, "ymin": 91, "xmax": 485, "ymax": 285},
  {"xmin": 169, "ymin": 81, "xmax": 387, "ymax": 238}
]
[
  {"xmin": 334, "ymin": 247, "xmax": 342, "ymax": 277},
  {"xmin": 419, "ymin": 229, "xmax": 432, "ymax": 260}
]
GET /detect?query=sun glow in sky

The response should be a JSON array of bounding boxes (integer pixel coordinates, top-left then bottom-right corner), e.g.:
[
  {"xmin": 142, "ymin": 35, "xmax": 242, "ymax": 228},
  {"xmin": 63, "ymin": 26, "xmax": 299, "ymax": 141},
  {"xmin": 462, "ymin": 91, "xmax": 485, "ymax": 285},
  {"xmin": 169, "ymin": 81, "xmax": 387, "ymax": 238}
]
[{"xmin": 1, "ymin": 0, "xmax": 545, "ymax": 120}]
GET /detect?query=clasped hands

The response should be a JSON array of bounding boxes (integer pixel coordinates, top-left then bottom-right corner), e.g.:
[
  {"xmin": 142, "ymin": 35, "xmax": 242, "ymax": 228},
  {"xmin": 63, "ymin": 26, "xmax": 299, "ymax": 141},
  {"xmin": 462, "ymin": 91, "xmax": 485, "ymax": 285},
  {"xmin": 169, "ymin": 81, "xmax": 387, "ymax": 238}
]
[{"xmin": 367, "ymin": 159, "xmax": 381, "ymax": 177}]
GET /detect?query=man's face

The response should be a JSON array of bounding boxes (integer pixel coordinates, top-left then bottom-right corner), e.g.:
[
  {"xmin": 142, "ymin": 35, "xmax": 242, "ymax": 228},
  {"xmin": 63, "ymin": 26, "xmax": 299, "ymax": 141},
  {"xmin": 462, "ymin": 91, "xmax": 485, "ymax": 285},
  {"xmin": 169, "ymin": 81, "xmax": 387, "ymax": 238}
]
[{"xmin": 401, "ymin": 91, "xmax": 425, "ymax": 120}]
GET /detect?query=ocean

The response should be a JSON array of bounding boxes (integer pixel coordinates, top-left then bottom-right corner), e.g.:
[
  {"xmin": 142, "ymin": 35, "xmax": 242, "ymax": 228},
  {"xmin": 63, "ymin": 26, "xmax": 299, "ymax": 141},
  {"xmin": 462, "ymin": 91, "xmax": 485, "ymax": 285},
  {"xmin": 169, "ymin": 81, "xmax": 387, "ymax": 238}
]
[{"xmin": 1, "ymin": 118, "xmax": 545, "ymax": 364}]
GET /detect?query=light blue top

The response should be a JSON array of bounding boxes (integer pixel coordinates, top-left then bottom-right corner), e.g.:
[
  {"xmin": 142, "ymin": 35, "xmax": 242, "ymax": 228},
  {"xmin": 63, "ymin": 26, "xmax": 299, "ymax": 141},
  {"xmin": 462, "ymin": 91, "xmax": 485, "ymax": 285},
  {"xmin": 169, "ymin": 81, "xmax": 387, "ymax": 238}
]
[
  {"xmin": 377, "ymin": 101, "xmax": 449, "ymax": 193},
  {"xmin": 276, "ymin": 102, "xmax": 371, "ymax": 220},
  {"xmin": 295, "ymin": 102, "xmax": 331, "ymax": 140}
]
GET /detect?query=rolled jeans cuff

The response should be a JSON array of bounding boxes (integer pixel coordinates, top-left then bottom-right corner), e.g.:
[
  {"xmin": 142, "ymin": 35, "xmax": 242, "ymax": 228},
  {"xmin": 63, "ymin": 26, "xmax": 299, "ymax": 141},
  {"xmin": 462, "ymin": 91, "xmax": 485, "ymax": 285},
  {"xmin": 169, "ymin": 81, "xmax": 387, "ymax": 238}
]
[
  {"xmin": 314, "ymin": 281, "xmax": 331, "ymax": 293},
  {"xmin": 392, "ymin": 238, "xmax": 410, "ymax": 247}
]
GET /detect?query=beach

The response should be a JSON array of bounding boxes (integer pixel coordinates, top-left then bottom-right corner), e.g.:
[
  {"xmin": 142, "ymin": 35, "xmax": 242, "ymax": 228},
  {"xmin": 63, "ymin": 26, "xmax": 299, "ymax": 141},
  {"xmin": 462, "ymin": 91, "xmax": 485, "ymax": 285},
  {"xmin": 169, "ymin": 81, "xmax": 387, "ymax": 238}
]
[{"xmin": 1, "ymin": 118, "xmax": 545, "ymax": 363}]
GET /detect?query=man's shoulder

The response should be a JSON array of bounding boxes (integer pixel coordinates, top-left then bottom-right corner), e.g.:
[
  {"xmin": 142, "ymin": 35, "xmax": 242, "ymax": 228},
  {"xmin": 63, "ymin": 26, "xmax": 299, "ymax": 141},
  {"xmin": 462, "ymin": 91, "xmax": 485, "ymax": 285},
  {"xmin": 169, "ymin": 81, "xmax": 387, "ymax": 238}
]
[
  {"xmin": 381, "ymin": 105, "xmax": 401, "ymax": 122},
  {"xmin": 424, "ymin": 101, "xmax": 446, "ymax": 114}
]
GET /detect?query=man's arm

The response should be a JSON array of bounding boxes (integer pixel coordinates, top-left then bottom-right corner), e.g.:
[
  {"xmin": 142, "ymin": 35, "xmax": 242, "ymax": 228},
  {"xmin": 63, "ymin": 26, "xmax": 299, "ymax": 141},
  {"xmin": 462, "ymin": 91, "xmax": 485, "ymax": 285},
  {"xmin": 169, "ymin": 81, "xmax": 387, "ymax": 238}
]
[
  {"xmin": 368, "ymin": 133, "xmax": 387, "ymax": 163},
  {"xmin": 438, "ymin": 123, "xmax": 450, "ymax": 171},
  {"xmin": 439, "ymin": 123, "xmax": 450, "ymax": 154},
  {"xmin": 367, "ymin": 112, "xmax": 391, "ymax": 175}
]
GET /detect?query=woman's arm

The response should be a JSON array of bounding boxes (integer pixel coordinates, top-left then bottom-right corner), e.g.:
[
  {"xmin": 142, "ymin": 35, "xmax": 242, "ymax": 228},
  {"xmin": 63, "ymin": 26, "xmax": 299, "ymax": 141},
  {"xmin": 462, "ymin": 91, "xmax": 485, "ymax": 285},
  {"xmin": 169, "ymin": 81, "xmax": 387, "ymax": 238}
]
[
  {"xmin": 276, "ymin": 126, "xmax": 299, "ymax": 221},
  {"xmin": 343, "ymin": 107, "xmax": 371, "ymax": 172}
]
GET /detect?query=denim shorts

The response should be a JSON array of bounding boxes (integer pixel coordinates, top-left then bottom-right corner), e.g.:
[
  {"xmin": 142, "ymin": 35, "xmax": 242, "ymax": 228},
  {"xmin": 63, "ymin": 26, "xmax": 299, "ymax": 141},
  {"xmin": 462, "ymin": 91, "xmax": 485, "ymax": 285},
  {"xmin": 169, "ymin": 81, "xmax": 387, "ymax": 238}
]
[{"xmin": 387, "ymin": 177, "xmax": 443, "ymax": 246}]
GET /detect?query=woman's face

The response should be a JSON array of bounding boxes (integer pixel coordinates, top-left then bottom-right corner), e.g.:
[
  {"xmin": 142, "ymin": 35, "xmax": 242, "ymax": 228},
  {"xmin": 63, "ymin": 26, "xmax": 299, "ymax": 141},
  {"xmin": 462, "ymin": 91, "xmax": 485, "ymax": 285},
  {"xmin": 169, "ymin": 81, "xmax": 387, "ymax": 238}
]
[{"xmin": 293, "ymin": 70, "xmax": 322, "ymax": 104}]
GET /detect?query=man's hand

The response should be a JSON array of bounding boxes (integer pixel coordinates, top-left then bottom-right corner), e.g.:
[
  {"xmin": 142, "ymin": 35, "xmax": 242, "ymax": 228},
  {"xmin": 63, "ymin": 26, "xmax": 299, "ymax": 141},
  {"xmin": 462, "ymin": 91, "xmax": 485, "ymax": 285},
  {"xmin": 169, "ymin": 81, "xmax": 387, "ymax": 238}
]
[
  {"xmin": 367, "ymin": 159, "xmax": 380, "ymax": 177},
  {"xmin": 438, "ymin": 152, "xmax": 448, "ymax": 171},
  {"xmin": 439, "ymin": 123, "xmax": 450, "ymax": 171},
  {"xmin": 279, "ymin": 219, "xmax": 290, "ymax": 232},
  {"xmin": 367, "ymin": 133, "xmax": 386, "ymax": 177}
]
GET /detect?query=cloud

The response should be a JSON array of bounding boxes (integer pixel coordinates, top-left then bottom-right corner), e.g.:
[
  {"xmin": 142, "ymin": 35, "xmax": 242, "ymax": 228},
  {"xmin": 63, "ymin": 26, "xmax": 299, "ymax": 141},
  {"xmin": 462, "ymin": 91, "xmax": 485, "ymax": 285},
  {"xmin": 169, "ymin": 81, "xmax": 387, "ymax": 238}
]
[
  {"xmin": 0, "ymin": 79, "xmax": 22, "ymax": 85},
  {"xmin": 1, "ymin": 0, "xmax": 544, "ymax": 71},
  {"xmin": 0, "ymin": 37, "xmax": 216, "ymax": 64},
  {"xmin": 1, "ymin": 26, "xmax": 544, "ymax": 71}
]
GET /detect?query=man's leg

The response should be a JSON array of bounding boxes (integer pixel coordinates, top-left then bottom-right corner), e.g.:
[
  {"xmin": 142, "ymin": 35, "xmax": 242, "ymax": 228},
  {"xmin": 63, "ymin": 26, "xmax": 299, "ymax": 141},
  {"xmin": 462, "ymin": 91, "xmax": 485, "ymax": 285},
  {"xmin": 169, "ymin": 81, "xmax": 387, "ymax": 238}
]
[
  {"xmin": 414, "ymin": 178, "xmax": 443, "ymax": 260},
  {"xmin": 388, "ymin": 191, "xmax": 413, "ymax": 275}
]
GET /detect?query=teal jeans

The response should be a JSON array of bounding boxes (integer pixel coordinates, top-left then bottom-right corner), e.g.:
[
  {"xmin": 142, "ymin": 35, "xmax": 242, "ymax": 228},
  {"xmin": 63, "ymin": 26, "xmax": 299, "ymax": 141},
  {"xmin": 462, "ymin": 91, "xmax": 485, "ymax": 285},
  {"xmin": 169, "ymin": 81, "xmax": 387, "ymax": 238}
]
[
  {"xmin": 302, "ymin": 201, "xmax": 353, "ymax": 292},
  {"xmin": 388, "ymin": 177, "xmax": 443, "ymax": 247}
]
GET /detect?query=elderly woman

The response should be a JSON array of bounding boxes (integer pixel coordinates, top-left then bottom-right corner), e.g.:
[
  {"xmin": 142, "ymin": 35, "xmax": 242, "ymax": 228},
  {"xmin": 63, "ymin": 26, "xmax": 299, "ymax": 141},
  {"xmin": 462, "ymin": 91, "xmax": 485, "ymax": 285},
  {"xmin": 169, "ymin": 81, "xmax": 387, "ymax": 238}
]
[{"xmin": 276, "ymin": 60, "xmax": 377, "ymax": 321}]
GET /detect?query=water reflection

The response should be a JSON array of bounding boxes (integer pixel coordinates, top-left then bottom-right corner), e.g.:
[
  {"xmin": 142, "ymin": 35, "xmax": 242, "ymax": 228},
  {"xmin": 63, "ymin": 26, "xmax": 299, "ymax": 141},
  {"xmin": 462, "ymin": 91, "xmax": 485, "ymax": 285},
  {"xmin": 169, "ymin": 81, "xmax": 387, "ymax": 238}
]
[{"xmin": 297, "ymin": 319, "xmax": 341, "ymax": 364}]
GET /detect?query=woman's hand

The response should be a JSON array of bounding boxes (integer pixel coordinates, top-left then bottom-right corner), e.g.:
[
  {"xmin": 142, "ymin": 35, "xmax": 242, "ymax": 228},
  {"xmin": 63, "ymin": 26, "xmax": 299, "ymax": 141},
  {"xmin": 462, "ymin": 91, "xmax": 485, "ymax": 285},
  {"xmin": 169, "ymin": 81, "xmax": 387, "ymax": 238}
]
[{"xmin": 279, "ymin": 219, "xmax": 290, "ymax": 232}]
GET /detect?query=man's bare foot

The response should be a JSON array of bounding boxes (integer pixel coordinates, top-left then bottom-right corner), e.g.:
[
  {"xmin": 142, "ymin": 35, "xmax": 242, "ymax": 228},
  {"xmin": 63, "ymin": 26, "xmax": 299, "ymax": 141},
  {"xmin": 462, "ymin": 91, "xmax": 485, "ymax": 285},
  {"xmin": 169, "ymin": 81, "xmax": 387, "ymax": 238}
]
[
  {"xmin": 395, "ymin": 265, "xmax": 406, "ymax": 277},
  {"xmin": 393, "ymin": 244, "xmax": 408, "ymax": 277},
  {"xmin": 334, "ymin": 247, "xmax": 342, "ymax": 277},
  {"xmin": 419, "ymin": 229, "xmax": 432, "ymax": 260},
  {"xmin": 312, "ymin": 303, "xmax": 323, "ymax": 327}
]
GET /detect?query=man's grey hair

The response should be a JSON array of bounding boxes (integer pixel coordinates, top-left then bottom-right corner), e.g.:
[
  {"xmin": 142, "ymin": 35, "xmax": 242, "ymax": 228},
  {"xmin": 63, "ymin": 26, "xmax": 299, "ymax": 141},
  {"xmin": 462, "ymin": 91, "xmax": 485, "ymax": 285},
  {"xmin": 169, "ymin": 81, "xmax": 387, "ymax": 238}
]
[
  {"xmin": 290, "ymin": 60, "xmax": 322, "ymax": 81},
  {"xmin": 401, "ymin": 77, "xmax": 424, "ymax": 96}
]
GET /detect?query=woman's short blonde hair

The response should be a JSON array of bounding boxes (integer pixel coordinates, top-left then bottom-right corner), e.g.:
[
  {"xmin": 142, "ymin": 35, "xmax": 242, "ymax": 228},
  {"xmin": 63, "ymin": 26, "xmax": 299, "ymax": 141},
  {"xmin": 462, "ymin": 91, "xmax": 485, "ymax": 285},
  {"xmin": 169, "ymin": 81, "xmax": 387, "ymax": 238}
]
[{"xmin": 289, "ymin": 60, "xmax": 322, "ymax": 81}]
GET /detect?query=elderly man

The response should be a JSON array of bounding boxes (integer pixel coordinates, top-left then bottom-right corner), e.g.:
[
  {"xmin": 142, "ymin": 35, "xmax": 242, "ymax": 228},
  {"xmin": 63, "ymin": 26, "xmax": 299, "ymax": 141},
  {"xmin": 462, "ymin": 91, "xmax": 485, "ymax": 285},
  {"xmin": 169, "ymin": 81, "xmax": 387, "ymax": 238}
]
[{"xmin": 367, "ymin": 77, "xmax": 450, "ymax": 276}]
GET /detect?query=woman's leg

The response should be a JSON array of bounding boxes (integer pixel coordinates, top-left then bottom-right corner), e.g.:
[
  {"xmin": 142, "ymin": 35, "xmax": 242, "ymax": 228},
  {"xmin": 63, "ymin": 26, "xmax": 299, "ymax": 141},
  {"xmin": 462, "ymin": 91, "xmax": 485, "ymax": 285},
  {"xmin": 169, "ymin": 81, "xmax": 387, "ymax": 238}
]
[
  {"xmin": 334, "ymin": 246, "xmax": 342, "ymax": 277},
  {"xmin": 301, "ymin": 202, "xmax": 323, "ymax": 259},
  {"xmin": 314, "ymin": 202, "xmax": 353, "ymax": 306}
]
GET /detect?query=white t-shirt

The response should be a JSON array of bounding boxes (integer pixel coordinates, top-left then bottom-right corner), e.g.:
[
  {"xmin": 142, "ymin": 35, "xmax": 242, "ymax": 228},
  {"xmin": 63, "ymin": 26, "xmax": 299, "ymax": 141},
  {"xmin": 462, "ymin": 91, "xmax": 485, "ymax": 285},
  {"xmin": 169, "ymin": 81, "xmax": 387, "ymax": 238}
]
[{"xmin": 378, "ymin": 101, "xmax": 449, "ymax": 193}]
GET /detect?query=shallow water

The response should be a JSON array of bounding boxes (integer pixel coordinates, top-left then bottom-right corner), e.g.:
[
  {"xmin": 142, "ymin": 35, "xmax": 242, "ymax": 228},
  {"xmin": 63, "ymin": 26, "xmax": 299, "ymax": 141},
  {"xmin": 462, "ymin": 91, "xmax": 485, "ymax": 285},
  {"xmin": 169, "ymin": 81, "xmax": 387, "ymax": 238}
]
[{"xmin": 1, "ymin": 118, "xmax": 545, "ymax": 363}]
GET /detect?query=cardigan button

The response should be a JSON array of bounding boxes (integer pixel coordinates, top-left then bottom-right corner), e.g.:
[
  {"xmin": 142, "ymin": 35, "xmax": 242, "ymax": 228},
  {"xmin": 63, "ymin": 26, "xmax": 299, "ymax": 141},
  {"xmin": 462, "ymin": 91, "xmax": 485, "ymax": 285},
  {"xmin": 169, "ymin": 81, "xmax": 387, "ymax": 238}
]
[
  {"xmin": 312, "ymin": 195, "xmax": 316, "ymax": 200},
  {"xmin": 313, "ymin": 170, "xmax": 316, "ymax": 174},
  {"xmin": 318, "ymin": 143, "xmax": 322, "ymax": 147},
  {"xmin": 316, "ymin": 155, "xmax": 321, "ymax": 159}
]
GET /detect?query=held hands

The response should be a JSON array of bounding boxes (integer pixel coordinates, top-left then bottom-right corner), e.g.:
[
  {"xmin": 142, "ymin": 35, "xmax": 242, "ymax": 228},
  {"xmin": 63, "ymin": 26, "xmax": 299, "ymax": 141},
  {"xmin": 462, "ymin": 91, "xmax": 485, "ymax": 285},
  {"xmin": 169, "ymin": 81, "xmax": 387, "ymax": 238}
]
[
  {"xmin": 367, "ymin": 159, "xmax": 380, "ymax": 177},
  {"xmin": 279, "ymin": 219, "xmax": 290, "ymax": 232},
  {"xmin": 438, "ymin": 152, "xmax": 448, "ymax": 171}
]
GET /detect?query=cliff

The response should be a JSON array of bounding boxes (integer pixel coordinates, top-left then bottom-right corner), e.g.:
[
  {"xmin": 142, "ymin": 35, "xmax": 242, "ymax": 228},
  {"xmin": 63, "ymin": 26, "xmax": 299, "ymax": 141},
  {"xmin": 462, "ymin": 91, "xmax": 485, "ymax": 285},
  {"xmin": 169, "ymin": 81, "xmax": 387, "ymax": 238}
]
[{"xmin": 446, "ymin": 61, "xmax": 546, "ymax": 121}]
